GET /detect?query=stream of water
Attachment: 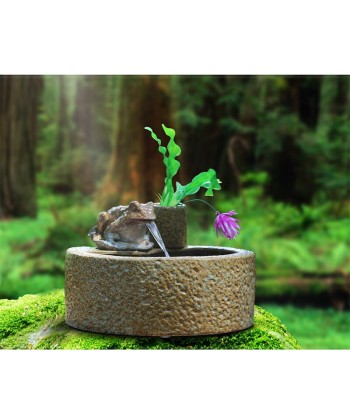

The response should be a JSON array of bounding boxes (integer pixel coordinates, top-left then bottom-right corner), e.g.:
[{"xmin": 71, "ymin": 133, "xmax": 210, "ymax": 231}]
[{"xmin": 146, "ymin": 221, "xmax": 170, "ymax": 258}]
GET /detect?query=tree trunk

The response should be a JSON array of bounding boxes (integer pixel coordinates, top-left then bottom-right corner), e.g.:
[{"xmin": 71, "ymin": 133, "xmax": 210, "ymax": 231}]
[
  {"xmin": 260, "ymin": 75, "xmax": 322, "ymax": 204},
  {"xmin": 173, "ymin": 75, "xmax": 251, "ymax": 197},
  {"xmin": 0, "ymin": 75, "xmax": 43, "ymax": 218},
  {"xmin": 72, "ymin": 75, "xmax": 116, "ymax": 195},
  {"xmin": 52, "ymin": 76, "xmax": 74, "ymax": 193},
  {"xmin": 99, "ymin": 75, "xmax": 173, "ymax": 208}
]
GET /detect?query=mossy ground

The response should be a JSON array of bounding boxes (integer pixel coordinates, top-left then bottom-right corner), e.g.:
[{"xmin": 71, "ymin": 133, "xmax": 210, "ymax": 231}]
[{"xmin": 0, "ymin": 290, "xmax": 300, "ymax": 350}]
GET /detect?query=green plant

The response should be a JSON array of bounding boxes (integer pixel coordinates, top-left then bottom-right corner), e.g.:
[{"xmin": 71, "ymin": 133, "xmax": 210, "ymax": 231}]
[{"xmin": 145, "ymin": 124, "xmax": 222, "ymax": 206}]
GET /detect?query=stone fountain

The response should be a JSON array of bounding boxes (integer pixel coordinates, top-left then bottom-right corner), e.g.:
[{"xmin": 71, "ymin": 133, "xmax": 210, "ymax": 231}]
[{"xmin": 65, "ymin": 201, "xmax": 255, "ymax": 337}]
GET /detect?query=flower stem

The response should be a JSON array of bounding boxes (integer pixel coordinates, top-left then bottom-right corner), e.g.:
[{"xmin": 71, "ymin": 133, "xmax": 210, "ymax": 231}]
[{"xmin": 183, "ymin": 198, "xmax": 218, "ymax": 214}]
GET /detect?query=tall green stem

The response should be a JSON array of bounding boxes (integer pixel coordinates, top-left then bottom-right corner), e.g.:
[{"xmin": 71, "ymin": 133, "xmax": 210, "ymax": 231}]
[{"xmin": 184, "ymin": 198, "xmax": 218, "ymax": 213}]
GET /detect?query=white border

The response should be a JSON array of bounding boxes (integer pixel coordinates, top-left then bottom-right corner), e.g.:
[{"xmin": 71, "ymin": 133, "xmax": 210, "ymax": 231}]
[
  {"xmin": 0, "ymin": 350, "xmax": 349, "ymax": 414},
  {"xmin": 1, "ymin": 1, "xmax": 349, "ymax": 74}
]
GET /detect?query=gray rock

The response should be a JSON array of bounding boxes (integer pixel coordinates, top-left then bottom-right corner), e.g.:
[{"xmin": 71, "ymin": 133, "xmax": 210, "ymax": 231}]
[{"xmin": 65, "ymin": 246, "xmax": 256, "ymax": 337}]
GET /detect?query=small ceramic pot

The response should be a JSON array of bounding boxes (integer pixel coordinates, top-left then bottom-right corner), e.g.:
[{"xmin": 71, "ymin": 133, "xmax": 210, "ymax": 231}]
[{"xmin": 151, "ymin": 203, "xmax": 187, "ymax": 249}]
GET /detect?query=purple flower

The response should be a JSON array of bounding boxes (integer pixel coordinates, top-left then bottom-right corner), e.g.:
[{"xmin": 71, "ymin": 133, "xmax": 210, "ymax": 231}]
[{"xmin": 214, "ymin": 210, "xmax": 240, "ymax": 240}]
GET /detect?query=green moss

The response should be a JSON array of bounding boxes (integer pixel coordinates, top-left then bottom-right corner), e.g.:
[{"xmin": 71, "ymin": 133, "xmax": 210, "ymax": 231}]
[{"xmin": 0, "ymin": 290, "xmax": 301, "ymax": 350}]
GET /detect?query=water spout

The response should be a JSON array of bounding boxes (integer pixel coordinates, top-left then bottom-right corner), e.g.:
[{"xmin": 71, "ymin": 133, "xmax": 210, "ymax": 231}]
[{"xmin": 146, "ymin": 221, "xmax": 170, "ymax": 258}]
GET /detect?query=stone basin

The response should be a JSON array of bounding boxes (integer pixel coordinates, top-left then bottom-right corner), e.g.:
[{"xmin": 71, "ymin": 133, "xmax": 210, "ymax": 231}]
[{"xmin": 65, "ymin": 246, "xmax": 256, "ymax": 337}]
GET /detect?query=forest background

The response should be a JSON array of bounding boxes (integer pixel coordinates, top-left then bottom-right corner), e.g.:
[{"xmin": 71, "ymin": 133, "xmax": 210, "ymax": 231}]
[{"xmin": 0, "ymin": 74, "xmax": 349, "ymax": 349}]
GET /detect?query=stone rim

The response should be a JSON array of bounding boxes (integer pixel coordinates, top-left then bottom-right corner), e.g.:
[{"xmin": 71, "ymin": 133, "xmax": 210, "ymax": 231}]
[{"xmin": 69, "ymin": 245, "xmax": 254, "ymax": 260}]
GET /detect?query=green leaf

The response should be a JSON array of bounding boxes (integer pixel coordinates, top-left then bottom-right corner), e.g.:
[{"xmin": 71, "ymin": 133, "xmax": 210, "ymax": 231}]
[
  {"xmin": 145, "ymin": 125, "xmax": 221, "ymax": 206},
  {"xmin": 145, "ymin": 125, "xmax": 182, "ymax": 206},
  {"xmin": 169, "ymin": 169, "xmax": 221, "ymax": 206},
  {"xmin": 144, "ymin": 127, "xmax": 167, "ymax": 155},
  {"xmin": 162, "ymin": 124, "xmax": 181, "ymax": 158}
]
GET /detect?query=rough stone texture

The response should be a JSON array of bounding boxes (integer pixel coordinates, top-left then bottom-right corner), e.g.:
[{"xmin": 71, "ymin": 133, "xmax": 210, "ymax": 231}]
[
  {"xmin": 65, "ymin": 246, "xmax": 256, "ymax": 337},
  {"xmin": 151, "ymin": 204, "xmax": 187, "ymax": 249},
  {"xmin": 88, "ymin": 201, "xmax": 156, "ymax": 251},
  {"xmin": 0, "ymin": 290, "xmax": 301, "ymax": 349}
]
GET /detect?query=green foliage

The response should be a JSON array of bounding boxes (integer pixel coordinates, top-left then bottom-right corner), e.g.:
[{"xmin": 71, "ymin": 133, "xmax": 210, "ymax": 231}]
[
  {"xmin": 174, "ymin": 169, "xmax": 221, "ymax": 202},
  {"xmin": 241, "ymin": 171, "xmax": 269, "ymax": 186},
  {"xmin": 0, "ymin": 290, "xmax": 300, "ymax": 350},
  {"xmin": 0, "ymin": 209, "xmax": 55, "ymax": 299},
  {"xmin": 0, "ymin": 290, "xmax": 65, "ymax": 343},
  {"xmin": 0, "ymin": 192, "xmax": 95, "ymax": 299},
  {"xmin": 261, "ymin": 304, "xmax": 350, "ymax": 349},
  {"xmin": 145, "ymin": 124, "xmax": 181, "ymax": 205},
  {"xmin": 174, "ymin": 75, "xmax": 350, "ymax": 205},
  {"xmin": 187, "ymin": 173, "xmax": 350, "ymax": 294},
  {"xmin": 145, "ymin": 124, "xmax": 221, "ymax": 206}
]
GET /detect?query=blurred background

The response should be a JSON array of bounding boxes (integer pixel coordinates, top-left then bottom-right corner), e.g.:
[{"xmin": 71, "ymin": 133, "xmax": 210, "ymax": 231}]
[{"xmin": 0, "ymin": 74, "xmax": 349, "ymax": 348}]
